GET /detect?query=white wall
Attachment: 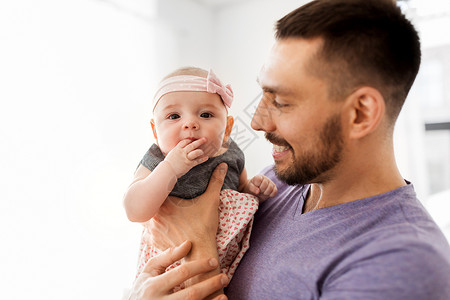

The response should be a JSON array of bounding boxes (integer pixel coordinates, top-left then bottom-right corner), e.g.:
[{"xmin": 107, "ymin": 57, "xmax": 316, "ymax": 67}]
[
  {"xmin": 0, "ymin": 0, "xmax": 156, "ymax": 298},
  {"xmin": 155, "ymin": 0, "xmax": 215, "ymax": 79},
  {"xmin": 213, "ymin": 0, "xmax": 310, "ymax": 176}
]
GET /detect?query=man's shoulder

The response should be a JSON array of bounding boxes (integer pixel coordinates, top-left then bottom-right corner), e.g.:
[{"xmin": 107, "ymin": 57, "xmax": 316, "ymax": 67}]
[
  {"xmin": 324, "ymin": 228, "xmax": 450, "ymax": 298},
  {"xmin": 362, "ymin": 229, "xmax": 450, "ymax": 261}
]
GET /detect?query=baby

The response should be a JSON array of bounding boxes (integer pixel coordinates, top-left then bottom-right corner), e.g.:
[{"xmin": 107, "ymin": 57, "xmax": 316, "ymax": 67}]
[{"xmin": 123, "ymin": 67, "xmax": 277, "ymax": 284}]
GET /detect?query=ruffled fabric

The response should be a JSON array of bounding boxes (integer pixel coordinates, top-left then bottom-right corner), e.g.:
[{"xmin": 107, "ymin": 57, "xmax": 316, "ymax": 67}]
[{"xmin": 136, "ymin": 189, "xmax": 259, "ymax": 287}]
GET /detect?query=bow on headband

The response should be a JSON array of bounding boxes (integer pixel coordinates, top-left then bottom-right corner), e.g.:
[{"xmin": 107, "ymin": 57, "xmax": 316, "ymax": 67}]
[
  {"xmin": 152, "ymin": 69, "xmax": 234, "ymax": 111},
  {"xmin": 205, "ymin": 70, "xmax": 233, "ymax": 108}
]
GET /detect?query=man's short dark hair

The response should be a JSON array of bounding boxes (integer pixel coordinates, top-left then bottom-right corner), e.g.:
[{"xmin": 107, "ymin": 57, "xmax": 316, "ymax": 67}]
[{"xmin": 276, "ymin": 0, "xmax": 421, "ymax": 122}]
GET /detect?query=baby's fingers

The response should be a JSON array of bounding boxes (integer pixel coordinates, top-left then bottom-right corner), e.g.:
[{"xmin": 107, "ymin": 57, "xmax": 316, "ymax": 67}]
[
  {"xmin": 176, "ymin": 139, "xmax": 194, "ymax": 149},
  {"xmin": 246, "ymin": 181, "xmax": 260, "ymax": 195},
  {"xmin": 183, "ymin": 137, "xmax": 207, "ymax": 152},
  {"xmin": 256, "ymin": 176, "xmax": 270, "ymax": 192},
  {"xmin": 269, "ymin": 184, "xmax": 278, "ymax": 197},
  {"xmin": 186, "ymin": 149, "xmax": 207, "ymax": 162},
  {"xmin": 261, "ymin": 181, "xmax": 277, "ymax": 197},
  {"xmin": 250, "ymin": 175, "xmax": 263, "ymax": 187}
]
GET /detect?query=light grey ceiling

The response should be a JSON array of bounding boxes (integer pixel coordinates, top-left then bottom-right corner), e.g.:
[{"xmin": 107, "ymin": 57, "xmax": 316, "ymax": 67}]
[{"xmin": 192, "ymin": 0, "xmax": 253, "ymax": 8}]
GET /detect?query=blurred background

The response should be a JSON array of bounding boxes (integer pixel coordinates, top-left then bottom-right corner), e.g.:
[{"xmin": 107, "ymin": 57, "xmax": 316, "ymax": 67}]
[{"xmin": 0, "ymin": 0, "xmax": 449, "ymax": 299}]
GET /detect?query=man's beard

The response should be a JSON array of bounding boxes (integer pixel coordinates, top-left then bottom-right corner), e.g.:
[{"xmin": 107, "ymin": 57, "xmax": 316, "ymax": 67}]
[{"xmin": 266, "ymin": 113, "xmax": 344, "ymax": 186}]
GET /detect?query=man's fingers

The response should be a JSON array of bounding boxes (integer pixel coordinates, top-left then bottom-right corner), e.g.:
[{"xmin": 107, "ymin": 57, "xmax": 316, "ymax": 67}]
[
  {"xmin": 143, "ymin": 241, "xmax": 192, "ymax": 276},
  {"xmin": 172, "ymin": 272, "xmax": 229, "ymax": 300},
  {"xmin": 159, "ymin": 257, "xmax": 223, "ymax": 292},
  {"xmin": 204, "ymin": 163, "xmax": 228, "ymax": 195}
]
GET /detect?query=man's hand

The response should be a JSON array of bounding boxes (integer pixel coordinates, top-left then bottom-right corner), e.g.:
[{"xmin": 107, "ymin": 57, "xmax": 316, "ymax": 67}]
[
  {"xmin": 165, "ymin": 138, "xmax": 209, "ymax": 178},
  {"xmin": 145, "ymin": 163, "xmax": 228, "ymax": 252},
  {"xmin": 144, "ymin": 163, "xmax": 228, "ymax": 292},
  {"xmin": 128, "ymin": 241, "xmax": 228, "ymax": 300}
]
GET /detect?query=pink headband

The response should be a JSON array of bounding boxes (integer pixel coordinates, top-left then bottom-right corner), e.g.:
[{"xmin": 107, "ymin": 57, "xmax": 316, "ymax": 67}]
[{"xmin": 152, "ymin": 69, "xmax": 233, "ymax": 111}]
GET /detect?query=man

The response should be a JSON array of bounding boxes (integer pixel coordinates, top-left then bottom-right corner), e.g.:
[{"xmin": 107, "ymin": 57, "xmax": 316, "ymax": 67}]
[{"xmin": 128, "ymin": 0, "xmax": 450, "ymax": 299}]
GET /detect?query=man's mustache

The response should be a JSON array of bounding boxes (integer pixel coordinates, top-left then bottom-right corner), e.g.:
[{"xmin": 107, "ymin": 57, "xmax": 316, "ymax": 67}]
[{"xmin": 265, "ymin": 132, "xmax": 291, "ymax": 148}]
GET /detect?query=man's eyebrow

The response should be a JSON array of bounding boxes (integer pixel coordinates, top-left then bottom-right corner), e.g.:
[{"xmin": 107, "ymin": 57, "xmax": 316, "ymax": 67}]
[{"xmin": 256, "ymin": 77, "xmax": 292, "ymax": 95}]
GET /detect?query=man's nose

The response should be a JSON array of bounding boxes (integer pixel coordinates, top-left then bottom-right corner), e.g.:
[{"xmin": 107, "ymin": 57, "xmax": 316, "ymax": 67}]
[{"xmin": 251, "ymin": 98, "xmax": 275, "ymax": 132}]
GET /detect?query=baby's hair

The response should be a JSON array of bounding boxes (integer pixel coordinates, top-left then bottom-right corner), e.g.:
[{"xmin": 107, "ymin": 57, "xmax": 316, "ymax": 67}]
[{"xmin": 162, "ymin": 66, "xmax": 208, "ymax": 81}]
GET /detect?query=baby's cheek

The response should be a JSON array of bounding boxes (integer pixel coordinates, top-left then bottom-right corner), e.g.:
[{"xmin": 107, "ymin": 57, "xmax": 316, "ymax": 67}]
[
  {"xmin": 158, "ymin": 141, "xmax": 175, "ymax": 156},
  {"xmin": 204, "ymin": 143, "xmax": 219, "ymax": 156},
  {"xmin": 202, "ymin": 140, "xmax": 222, "ymax": 157}
]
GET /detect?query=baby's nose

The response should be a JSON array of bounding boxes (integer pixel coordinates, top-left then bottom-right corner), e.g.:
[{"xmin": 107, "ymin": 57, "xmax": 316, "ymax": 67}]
[{"xmin": 183, "ymin": 120, "xmax": 199, "ymax": 130}]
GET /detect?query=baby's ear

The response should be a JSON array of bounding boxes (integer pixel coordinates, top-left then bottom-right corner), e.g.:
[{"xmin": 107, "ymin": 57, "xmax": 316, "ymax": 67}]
[
  {"xmin": 223, "ymin": 116, "xmax": 234, "ymax": 142},
  {"xmin": 150, "ymin": 119, "xmax": 158, "ymax": 142}
]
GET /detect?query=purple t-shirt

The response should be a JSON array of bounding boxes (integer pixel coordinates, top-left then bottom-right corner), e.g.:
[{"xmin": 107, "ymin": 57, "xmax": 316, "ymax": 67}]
[{"xmin": 226, "ymin": 166, "xmax": 450, "ymax": 299}]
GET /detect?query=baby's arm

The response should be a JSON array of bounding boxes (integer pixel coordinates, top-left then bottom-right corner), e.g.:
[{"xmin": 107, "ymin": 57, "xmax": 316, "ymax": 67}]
[
  {"xmin": 238, "ymin": 168, "xmax": 277, "ymax": 202},
  {"xmin": 123, "ymin": 138, "xmax": 209, "ymax": 222}
]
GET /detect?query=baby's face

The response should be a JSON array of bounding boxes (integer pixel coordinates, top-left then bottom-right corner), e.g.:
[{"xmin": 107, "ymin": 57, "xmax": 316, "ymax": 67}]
[{"xmin": 152, "ymin": 91, "xmax": 230, "ymax": 157}]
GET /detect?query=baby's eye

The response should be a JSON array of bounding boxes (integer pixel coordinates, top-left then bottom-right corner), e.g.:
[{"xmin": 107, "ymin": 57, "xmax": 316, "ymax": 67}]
[
  {"xmin": 168, "ymin": 114, "xmax": 180, "ymax": 120},
  {"xmin": 200, "ymin": 112, "xmax": 212, "ymax": 118}
]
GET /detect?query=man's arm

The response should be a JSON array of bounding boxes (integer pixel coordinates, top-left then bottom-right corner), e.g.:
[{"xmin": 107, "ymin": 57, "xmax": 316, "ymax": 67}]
[
  {"xmin": 147, "ymin": 163, "xmax": 229, "ymax": 289},
  {"xmin": 320, "ymin": 240, "xmax": 450, "ymax": 299}
]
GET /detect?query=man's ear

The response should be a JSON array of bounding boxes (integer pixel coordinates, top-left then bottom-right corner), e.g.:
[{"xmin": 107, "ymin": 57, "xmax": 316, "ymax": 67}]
[
  {"xmin": 150, "ymin": 119, "xmax": 158, "ymax": 142},
  {"xmin": 223, "ymin": 116, "xmax": 234, "ymax": 142},
  {"xmin": 346, "ymin": 86, "xmax": 385, "ymax": 140}
]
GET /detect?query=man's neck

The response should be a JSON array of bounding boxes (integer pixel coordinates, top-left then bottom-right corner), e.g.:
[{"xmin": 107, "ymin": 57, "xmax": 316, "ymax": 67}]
[{"xmin": 303, "ymin": 153, "xmax": 406, "ymax": 213}]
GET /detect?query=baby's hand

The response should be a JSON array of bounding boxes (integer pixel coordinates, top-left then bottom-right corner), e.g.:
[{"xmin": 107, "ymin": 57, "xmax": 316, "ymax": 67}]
[
  {"xmin": 244, "ymin": 175, "xmax": 277, "ymax": 202},
  {"xmin": 164, "ymin": 138, "xmax": 209, "ymax": 178}
]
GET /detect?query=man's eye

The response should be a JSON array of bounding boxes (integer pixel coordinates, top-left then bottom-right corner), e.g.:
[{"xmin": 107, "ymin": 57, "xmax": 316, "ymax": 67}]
[
  {"xmin": 263, "ymin": 93, "xmax": 287, "ymax": 108},
  {"xmin": 272, "ymin": 99, "xmax": 288, "ymax": 108},
  {"xmin": 168, "ymin": 114, "xmax": 180, "ymax": 119},
  {"xmin": 200, "ymin": 112, "xmax": 212, "ymax": 118}
]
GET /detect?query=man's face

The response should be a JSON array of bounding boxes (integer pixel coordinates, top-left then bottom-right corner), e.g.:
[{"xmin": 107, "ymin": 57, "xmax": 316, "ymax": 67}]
[{"xmin": 252, "ymin": 38, "xmax": 345, "ymax": 185}]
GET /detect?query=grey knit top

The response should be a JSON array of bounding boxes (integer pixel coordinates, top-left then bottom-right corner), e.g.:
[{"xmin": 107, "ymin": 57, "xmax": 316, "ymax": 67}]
[{"xmin": 139, "ymin": 139, "xmax": 245, "ymax": 199}]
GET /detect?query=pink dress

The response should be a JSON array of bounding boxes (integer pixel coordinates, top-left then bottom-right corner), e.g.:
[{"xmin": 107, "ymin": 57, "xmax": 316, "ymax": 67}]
[{"xmin": 136, "ymin": 189, "xmax": 259, "ymax": 285}]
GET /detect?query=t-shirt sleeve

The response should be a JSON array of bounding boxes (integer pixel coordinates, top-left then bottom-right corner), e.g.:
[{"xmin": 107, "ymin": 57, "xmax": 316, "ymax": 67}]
[
  {"xmin": 140, "ymin": 149, "xmax": 155, "ymax": 171},
  {"xmin": 320, "ymin": 239, "xmax": 450, "ymax": 299},
  {"xmin": 139, "ymin": 144, "xmax": 164, "ymax": 172}
]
